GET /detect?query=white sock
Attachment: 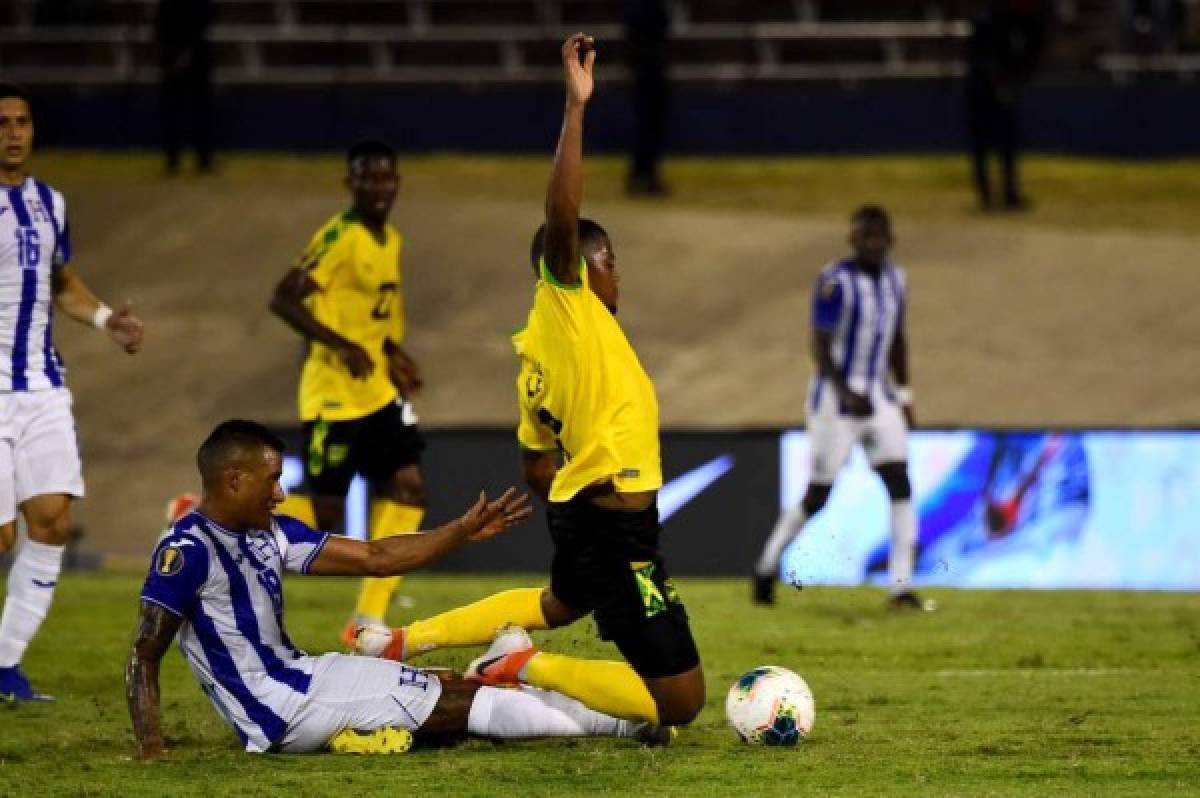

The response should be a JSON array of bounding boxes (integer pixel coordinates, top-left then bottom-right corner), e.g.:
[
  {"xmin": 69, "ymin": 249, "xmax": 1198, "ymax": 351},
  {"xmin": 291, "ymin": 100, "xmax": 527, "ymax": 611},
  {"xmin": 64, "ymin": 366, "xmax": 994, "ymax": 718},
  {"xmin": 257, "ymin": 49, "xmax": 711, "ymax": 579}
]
[
  {"xmin": 467, "ymin": 685, "xmax": 636, "ymax": 740},
  {"xmin": 888, "ymin": 499, "xmax": 916, "ymax": 595},
  {"xmin": 755, "ymin": 505, "xmax": 808, "ymax": 578},
  {"xmin": 0, "ymin": 540, "xmax": 65, "ymax": 668}
]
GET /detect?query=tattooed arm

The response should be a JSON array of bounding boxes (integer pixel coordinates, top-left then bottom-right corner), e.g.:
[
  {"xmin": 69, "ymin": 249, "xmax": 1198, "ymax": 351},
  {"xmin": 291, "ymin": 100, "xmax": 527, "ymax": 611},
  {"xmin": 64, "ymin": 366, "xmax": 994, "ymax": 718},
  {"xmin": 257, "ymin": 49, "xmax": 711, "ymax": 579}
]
[{"xmin": 125, "ymin": 600, "xmax": 182, "ymax": 760}]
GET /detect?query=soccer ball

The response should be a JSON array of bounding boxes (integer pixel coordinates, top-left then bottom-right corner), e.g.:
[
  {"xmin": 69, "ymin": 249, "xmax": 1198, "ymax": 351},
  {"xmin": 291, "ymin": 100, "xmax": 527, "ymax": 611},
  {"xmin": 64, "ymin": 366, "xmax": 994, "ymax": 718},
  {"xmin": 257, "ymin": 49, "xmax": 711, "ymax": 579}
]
[{"xmin": 725, "ymin": 666, "xmax": 815, "ymax": 746}]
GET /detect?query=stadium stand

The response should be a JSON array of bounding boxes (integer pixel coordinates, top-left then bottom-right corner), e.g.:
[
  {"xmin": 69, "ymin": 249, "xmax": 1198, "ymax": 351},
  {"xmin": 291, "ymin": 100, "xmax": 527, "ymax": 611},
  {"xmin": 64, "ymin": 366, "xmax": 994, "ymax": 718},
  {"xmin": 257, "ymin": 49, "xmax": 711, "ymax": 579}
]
[{"xmin": 0, "ymin": 0, "xmax": 976, "ymax": 86}]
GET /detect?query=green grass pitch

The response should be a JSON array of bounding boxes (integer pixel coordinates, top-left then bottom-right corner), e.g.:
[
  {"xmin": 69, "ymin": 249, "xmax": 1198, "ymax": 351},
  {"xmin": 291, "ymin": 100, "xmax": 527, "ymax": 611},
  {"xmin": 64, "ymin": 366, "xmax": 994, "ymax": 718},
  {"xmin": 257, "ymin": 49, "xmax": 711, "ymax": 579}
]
[{"xmin": 1, "ymin": 573, "xmax": 1198, "ymax": 796}]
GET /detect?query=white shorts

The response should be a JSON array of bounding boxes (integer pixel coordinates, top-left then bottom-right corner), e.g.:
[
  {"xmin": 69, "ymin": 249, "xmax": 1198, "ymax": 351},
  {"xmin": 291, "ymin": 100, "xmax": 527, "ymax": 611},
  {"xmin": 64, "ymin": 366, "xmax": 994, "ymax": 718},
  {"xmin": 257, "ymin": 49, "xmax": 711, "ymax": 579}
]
[
  {"xmin": 0, "ymin": 388, "xmax": 85, "ymax": 525},
  {"xmin": 806, "ymin": 380, "xmax": 908, "ymax": 484},
  {"xmin": 277, "ymin": 653, "xmax": 443, "ymax": 753}
]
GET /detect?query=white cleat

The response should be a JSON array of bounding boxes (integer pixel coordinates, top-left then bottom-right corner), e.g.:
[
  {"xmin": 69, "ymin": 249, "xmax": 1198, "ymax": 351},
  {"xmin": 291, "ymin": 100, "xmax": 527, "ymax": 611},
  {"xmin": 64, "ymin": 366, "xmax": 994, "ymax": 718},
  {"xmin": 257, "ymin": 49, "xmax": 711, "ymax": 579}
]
[
  {"xmin": 353, "ymin": 623, "xmax": 395, "ymax": 658},
  {"xmin": 464, "ymin": 625, "xmax": 534, "ymax": 684}
]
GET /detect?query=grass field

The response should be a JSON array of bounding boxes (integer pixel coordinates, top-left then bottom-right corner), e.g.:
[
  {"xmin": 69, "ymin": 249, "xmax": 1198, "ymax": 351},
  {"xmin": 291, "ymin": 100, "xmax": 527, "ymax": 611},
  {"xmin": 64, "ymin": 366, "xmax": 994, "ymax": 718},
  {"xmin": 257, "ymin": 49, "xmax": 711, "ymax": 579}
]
[{"xmin": 2, "ymin": 573, "xmax": 1198, "ymax": 796}]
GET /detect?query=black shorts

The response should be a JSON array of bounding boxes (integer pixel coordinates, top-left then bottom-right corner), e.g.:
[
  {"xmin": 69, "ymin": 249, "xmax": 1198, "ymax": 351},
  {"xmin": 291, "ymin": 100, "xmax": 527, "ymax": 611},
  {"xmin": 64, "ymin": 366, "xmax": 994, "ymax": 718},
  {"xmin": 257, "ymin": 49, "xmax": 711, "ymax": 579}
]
[
  {"xmin": 547, "ymin": 496, "xmax": 700, "ymax": 679},
  {"xmin": 303, "ymin": 400, "xmax": 425, "ymax": 497}
]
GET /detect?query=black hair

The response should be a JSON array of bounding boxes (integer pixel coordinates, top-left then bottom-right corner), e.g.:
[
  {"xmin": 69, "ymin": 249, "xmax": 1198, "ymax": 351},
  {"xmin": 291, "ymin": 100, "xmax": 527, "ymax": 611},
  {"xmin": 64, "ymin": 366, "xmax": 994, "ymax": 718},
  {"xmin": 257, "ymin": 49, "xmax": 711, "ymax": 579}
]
[
  {"xmin": 347, "ymin": 139, "xmax": 395, "ymax": 168},
  {"xmin": 0, "ymin": 82, "xmax": 32, "ymax": 109},
  {"xmin": 528, "ymin": 218, "xmax": 610, "ymax": 276},
  {"xmin": 851, "ymin": 204, "xmax": 891, "ymax": 231},
  {"xmin": 197, "ymin": 420, "xmax": 285, "ymax": 485}
]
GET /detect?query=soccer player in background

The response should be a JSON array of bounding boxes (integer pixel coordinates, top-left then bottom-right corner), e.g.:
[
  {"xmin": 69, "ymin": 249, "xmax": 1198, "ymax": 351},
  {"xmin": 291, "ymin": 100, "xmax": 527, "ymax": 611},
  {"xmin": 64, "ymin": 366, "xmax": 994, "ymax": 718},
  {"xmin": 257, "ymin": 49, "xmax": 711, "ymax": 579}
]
[
  {"xmin": 357, "ymin": 35, "xmax": 706, "ymax": 731},
  {"xmin": 752, "ymin": 206, "xmax": 932, "ymax": 611},
  {"xmin": 126, "ymin": 421, "xmax": 667, "ymax": 757},
  {"xmin": 0, "ymin": 83, "xmax": 146, "ymax": 701},
  {"xmin": 269, "ymin": 141, "xmax": 427, "ymax": 645}
]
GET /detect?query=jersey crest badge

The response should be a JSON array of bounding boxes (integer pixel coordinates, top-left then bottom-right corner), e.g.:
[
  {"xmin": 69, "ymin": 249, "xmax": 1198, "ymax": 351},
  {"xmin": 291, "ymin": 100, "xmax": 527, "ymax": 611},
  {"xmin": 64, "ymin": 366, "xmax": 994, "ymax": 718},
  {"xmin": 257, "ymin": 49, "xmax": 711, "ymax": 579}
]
[{"xmin": 157, "ymin": 545, "xmax": 185, "ymax": 576}]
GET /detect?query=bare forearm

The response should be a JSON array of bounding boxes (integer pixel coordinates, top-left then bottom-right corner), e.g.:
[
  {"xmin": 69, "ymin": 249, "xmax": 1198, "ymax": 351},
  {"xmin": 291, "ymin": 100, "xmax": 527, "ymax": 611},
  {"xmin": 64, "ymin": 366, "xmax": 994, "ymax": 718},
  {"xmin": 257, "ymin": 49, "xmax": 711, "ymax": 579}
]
[
  {"xmin": 270, "ymin": 297, "xmax": 352, "ymax": 351},
  {"xmin": 546, "ymin": 104, "xmax": 585, "ymax": 224},
  {"xmin": 125, "ymin": 602, "xmax": 178, "ymax": 759},
  {"xmin": 362, "ymin": 521, "xmax": 469, "ymax": 576},
  {"xmin": 53, "ymin": 269, "xmax": 103, "ymax": 325},
  {"xmin": 543, "ymin": 104, "xmax": 586, "ymax": 280},
  {"xmin": 125, "ymin": 655, "xmax": 164, "ymax": 756}
]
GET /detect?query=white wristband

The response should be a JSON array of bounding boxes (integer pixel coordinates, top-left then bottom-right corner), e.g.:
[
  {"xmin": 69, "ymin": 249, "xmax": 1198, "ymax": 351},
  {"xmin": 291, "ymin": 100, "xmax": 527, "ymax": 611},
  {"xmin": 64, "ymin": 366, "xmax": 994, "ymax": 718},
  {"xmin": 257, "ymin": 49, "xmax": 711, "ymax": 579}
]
[
  {"xmin": 93, "ymin": 304, "xmax": 113, "ymax": 331},
  {"xmin": 894, "ymin": 386, "xmax": 914, "ymax": 405}
]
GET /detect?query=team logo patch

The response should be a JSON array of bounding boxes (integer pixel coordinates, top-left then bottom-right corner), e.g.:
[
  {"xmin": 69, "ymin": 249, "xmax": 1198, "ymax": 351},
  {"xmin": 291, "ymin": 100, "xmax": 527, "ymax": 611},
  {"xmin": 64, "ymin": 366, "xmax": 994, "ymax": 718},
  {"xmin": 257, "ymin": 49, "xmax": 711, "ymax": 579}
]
[
  {"xmin": 328, "ymin": 443, "xmax": 350, "ymax": 467},
  {"xmin": 157, "ymin": 545, "xmax": 185, "ymax": 576},
  {"xmin": 819, "ymin": 278, "xmax": 838, "ymax": 299}
]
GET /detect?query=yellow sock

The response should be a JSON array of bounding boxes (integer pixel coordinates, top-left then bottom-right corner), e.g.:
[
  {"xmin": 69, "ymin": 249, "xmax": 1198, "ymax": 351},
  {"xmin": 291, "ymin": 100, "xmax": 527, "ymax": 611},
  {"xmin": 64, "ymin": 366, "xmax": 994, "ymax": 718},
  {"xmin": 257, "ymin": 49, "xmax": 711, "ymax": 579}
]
[
  {"xmin": 354, "ymin": 501, "xmax": 424, "ymax": 623},
  {"xmin": 275, "ymin": 494, "xmax": 318, "ymax": 528},
  {"xmin": 523, "ymin": 652, "xmax": 659, "ymax": 724},
  {"xmin": 404, "ymin": 587, "xmax": 548, "ymax": 655}
]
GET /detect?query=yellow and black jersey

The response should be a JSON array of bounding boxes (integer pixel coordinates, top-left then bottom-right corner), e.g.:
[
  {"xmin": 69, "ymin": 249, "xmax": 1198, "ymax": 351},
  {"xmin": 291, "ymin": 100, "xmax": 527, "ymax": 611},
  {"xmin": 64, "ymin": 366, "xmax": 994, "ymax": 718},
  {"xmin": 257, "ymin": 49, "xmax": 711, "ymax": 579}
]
[
  {"xmin": 297, "ymin": 211, "xmax": 404, "ymax": 422},
  {"xmin": 514, "ymin": 259, "xmax": 662, "ymax": 502}
]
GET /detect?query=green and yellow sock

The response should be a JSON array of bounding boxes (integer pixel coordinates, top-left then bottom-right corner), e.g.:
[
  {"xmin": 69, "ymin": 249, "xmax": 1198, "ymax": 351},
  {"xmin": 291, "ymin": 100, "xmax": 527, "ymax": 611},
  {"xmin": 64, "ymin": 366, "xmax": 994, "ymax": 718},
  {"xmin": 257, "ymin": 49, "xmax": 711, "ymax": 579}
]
[
  {"xmin": 521, "ymin": 652, "xmax": 659, "ymax": 725},
  {"xmin": 404, "ymin": 587, "xmax": 548, "ymax": 655}
]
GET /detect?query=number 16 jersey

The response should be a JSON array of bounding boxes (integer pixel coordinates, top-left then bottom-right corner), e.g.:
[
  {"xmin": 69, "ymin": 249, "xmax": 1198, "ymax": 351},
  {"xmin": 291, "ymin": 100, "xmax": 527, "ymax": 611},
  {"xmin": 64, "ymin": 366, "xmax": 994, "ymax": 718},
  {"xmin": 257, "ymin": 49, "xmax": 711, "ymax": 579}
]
[
  {"xmin": 296, "ymin": 211, "xmax": 403, "ymax": 422},
  {"xmin": 514, "ymin": 259, "xmax": 662, "ymax": 503}
]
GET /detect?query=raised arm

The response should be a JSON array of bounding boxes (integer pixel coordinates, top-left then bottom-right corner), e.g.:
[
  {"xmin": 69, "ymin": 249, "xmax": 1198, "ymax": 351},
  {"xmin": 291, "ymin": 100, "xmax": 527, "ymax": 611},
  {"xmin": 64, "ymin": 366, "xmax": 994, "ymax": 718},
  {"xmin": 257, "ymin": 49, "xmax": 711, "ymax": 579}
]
[
  {"xmin": 269, "ymin": 268, "xmax": 374, "ymax": 379},
  {"xmin": 308, "ymin": 488, "xmax": 532, "ymax": 577},
  {"xmin": 542, "ymin": 33, "xmax": 596, "ymax": 285},
  {"xmin": 53, "ymin": 265, "xmax": 144, "ymax": 354},
  {"xmin": 125, "ymin": 601, "xmax": 182, "ymax": 760}
]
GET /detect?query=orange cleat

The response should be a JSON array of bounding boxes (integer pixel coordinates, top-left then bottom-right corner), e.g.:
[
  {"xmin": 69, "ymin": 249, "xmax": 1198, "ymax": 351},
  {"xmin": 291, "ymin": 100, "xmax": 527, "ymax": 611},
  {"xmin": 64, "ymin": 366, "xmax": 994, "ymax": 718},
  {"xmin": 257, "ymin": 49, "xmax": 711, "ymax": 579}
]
[{"xmin": 465, "ymin": 625, "xmax": 536, "ymax": 686}]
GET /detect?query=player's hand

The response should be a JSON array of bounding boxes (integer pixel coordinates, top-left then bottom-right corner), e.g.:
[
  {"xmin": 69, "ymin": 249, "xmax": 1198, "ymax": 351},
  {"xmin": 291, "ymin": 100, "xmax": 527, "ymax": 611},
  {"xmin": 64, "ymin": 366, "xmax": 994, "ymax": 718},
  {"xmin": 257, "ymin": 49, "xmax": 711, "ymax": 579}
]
[
  {"xmin": 457, "ymin": 488, "xmax": 533, "ymax": 542},
  {"xmin": 562, "ymin": 33, "xmax": 596, "ymax": 107},
  {"xmin": 839, "ymin": 390, "xmax": 873, "ymax": 417},
  {"xmin": 337, "ymin": 341, "xmax": 375, "ymax": 379},
  {"xmin": 106, "ymin": 300, "xmax": 144, "ymax": 355},
  {"xmin": 902, "ymin": 403, "xmax": 916, "ymax": 429},
  {"xmin": 387, "ymin": 349, "xmax": 423, "ymax": 394}
]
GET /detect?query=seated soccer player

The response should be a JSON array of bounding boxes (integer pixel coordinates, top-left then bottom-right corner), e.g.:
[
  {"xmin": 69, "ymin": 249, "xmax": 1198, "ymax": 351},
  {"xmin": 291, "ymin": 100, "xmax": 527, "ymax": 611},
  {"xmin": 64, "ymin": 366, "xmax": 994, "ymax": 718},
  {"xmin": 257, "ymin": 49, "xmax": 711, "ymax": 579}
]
[{"xmin": 124, "ymin": 421, "xmax": 663, "ymax": 757}]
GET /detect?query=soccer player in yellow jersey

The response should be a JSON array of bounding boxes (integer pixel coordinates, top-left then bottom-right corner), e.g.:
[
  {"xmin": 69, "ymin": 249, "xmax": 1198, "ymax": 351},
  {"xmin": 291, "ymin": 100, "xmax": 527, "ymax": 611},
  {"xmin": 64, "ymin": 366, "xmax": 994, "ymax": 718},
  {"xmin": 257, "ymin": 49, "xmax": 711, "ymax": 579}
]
[
  {"xmin": 357, "ymin": 36, "xmax": 705, "ymax": 729},
  {"xmin": 269, "ymin": 140, "xmax": 427, "ymax": 644}
]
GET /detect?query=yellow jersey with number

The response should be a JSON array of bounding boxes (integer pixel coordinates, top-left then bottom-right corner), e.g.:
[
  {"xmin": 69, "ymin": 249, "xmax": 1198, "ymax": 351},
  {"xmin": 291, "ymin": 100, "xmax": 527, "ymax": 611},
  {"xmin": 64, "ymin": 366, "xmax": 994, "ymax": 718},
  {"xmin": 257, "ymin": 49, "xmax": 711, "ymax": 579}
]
[
  {"xmin": 514, "ymin": 259, "xmax": 662, "ymax": 502},
  {"xmin": 297, "ymin": 211, "xmax": 404, "ymax": 422}
]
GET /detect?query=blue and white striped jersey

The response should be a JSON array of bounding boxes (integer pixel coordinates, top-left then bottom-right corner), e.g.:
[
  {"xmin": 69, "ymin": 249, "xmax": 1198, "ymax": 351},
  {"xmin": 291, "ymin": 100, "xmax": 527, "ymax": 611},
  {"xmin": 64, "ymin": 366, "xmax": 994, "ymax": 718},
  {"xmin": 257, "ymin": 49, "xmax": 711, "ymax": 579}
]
[
  {"xmin": 810, "ymin": 257, "xmax": 907, "ymax": 402},
  {"xmin": 140, "ymin": 510, "xmax": 330, "ymax": 752},
  {"xmin": 0, "ymin": 177, "xmax": 70, "ymax": 392}
]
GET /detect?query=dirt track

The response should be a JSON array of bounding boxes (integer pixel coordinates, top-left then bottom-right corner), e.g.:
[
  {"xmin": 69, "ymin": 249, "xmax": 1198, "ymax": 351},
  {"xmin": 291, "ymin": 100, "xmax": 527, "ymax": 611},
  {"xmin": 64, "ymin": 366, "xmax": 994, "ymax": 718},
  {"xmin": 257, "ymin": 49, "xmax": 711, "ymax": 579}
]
[{"xmin": 40, "ymin": 159, "xmax": 1200, "ymax": 560}]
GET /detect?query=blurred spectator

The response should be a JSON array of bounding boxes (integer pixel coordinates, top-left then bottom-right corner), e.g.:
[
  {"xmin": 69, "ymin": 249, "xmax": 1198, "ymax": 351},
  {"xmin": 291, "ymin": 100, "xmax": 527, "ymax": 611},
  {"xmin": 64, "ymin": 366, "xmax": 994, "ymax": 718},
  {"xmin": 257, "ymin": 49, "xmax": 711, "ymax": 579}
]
[
  {"xmin": 1120, "ymin": 0, "xmax": 1183, "ymax": 52},
  {"xmin": 965, "ymin": 1, "xmax": 1051, "ymax": 211},
  {"xmin": 157, "ymin": 0, "xmax": 214, "ymax": 175},
  {"xmin": 624, "ymin": 0, "xmax": 670, "ymax": 196}
]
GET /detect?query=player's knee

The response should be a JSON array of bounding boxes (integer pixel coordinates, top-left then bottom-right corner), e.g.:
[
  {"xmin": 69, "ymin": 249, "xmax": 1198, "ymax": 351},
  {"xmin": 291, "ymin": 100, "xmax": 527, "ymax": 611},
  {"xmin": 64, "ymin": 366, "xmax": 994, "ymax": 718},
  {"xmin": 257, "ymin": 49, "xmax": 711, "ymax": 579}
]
[
  {"xmin": 653, "ymin": 683, "xmax": 706, "ymax": 726},
  {"xmin": 23, "ymin": 502, "xmax": 72, "ymax": 545},
  {"xmin": 389, "ymin": 469, "xmax": 426, "ymax": 508},
  {"xmin": 0, "ymin": 522, "xmax": 15, "ymax": 554},
  {"xmin": 877, "ymin": 464, "xmax": 912, "ymax": 501},
  {"xmin": 540, "ymin": 588, "xmax": 583, "ymax": 629},
  {"xmin": 802, "ymin": 484, "xmax": 832, "ymax": 516}
]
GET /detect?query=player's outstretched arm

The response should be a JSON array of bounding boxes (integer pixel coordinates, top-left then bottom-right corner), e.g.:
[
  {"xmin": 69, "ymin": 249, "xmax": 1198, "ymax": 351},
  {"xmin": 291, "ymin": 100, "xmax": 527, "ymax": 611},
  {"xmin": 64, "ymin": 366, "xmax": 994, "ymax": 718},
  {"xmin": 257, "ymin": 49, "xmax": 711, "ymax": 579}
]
[
  {"xmin": 269, "ymin": 268, "xmax": 375, "ymax": 379},
  {"xmin": 52, "ymin": 266, "xmax": 144, "ymax": 354},
  {"xmin": 542, "ymin": 33, "xmax": 596, "ymax": 285},
  {"xmin": 125, "ymin": 601, "xmax": 182, "ymax": 761},
  {"xmin": 307, "ymin": 488, "xmax": 532, "ymax": 577}
]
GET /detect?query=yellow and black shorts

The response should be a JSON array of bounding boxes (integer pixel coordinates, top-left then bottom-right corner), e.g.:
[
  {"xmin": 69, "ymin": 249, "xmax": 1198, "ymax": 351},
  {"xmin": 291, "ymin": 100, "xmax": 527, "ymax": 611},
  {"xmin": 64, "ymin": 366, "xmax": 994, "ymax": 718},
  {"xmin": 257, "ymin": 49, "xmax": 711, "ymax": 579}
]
[
  {"xmin": 303, "ymin": 400, "xmax": 425, "ymax": 497},
  {"xmin": 546, "ymin": 496, "xmax": 701, "ymax": 679}
]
